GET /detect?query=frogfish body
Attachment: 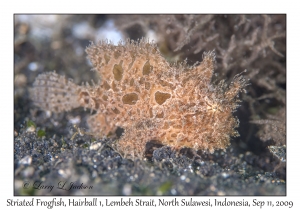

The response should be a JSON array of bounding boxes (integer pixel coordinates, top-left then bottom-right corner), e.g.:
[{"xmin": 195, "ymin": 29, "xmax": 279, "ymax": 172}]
[{"xmin": 31, "ymin": 39, "xmax": 247, "ymax": 159}]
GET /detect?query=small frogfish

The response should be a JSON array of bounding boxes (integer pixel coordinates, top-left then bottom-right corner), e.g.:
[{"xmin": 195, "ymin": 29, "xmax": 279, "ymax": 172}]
[{"xmin": 31, "ymin": 38, "xmax": 247, "ymax": 159}]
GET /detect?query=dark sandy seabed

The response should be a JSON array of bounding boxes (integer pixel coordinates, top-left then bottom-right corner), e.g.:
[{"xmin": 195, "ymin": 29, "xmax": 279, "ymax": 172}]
[{"xmin": 14, "ymin": 15, "xmax": 286, "ymax": 195}]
